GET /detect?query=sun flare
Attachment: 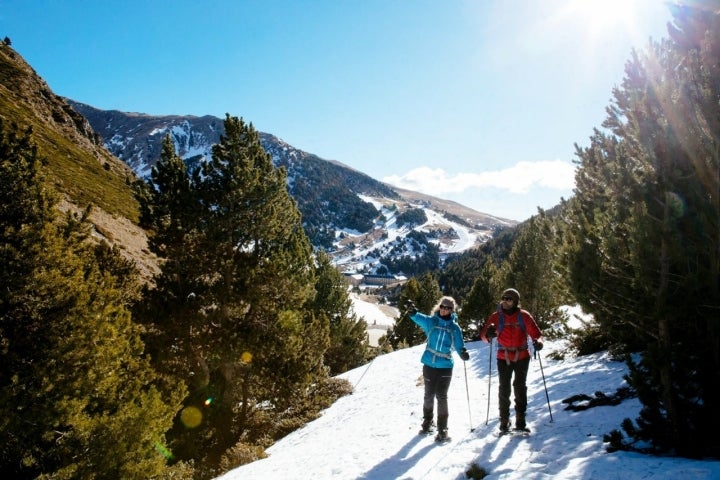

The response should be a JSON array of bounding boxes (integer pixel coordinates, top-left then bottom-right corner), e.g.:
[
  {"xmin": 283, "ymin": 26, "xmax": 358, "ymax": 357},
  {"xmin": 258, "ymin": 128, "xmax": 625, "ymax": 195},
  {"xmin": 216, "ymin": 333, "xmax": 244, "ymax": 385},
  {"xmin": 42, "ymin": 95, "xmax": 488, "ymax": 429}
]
[
  {"xmin": 568, "ymin": 0, "xmax": 636, "ymax": 25},
  {"xmin": 548, "ymin": 0, "xmax": 659, "ymax": 55},
  {"xmin": 557, "ymin": 0, "xmax": 646, "ymax": 40}
]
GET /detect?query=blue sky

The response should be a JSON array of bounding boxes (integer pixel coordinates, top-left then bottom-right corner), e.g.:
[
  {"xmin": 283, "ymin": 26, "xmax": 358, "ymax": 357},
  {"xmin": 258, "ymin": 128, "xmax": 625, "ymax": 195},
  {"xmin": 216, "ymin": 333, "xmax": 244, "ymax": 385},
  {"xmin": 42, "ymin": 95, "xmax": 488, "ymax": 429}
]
[{"xmin": 2, "ymin": 0, "xmax": 673, "ymax": 221}]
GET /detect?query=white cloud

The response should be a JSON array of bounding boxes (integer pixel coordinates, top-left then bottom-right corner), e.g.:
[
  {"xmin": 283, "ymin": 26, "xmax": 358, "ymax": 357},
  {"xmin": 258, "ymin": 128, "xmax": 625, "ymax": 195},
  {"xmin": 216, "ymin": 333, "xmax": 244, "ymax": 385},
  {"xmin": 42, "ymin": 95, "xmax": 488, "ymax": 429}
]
[{"xmin": 383, "ymin": 160, "xmax": 576, "ymax": 195}]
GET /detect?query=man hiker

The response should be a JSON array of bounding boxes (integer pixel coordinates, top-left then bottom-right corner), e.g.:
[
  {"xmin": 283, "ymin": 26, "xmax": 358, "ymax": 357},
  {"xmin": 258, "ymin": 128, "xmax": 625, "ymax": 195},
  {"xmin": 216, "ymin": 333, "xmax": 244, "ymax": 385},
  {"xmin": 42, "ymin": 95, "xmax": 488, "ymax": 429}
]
[{"xmin": 481, "ymin": 288, "xmax": 544, "ymax": 434}]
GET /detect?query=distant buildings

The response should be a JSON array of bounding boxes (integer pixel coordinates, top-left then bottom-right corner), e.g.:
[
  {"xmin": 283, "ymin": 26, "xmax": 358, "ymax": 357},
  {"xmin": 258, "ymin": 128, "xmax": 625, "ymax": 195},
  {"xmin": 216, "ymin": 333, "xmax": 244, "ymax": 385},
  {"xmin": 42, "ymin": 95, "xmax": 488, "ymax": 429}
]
[{"xmin": 343, "ymin": 273, "xmax": 407, "ymax": 288}]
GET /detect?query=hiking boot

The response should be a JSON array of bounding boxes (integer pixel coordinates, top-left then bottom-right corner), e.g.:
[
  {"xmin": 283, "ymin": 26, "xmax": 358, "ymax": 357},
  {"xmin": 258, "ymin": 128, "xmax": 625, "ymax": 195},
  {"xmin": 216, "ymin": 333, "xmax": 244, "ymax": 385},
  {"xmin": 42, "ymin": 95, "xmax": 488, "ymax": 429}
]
[
  {"xmin": 515, "ymin": 414, "xmax": 526, "ymax": 431},
  {"xmin": 499, "ymin": 418, "xmax": 510, "ymax": 434},
  {"xmin": 437, "ymin": 414, "xmax": 448, "ymax": 430},
  {"xmin": 420, "ymin": 417, "xmax": 434, "ymax": 433},
  {"xmin": 435, "ymin": 414, "xmax": 450, "ymax": 442},
  {"xmin": 435, "ymin": 428, "xmax": 450, "ymax": 442},
  {"xmin": 420, "ymin": 408, "xmax": 434, "ymax": 433}
]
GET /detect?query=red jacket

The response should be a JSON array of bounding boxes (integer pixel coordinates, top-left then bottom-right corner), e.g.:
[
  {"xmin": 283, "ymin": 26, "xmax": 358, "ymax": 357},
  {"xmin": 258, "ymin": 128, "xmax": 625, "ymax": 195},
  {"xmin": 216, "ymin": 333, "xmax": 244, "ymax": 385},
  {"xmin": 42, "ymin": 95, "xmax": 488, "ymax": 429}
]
[{"xmin": 481, "ymin": 307, "xmax": 542, "ymax": 362}]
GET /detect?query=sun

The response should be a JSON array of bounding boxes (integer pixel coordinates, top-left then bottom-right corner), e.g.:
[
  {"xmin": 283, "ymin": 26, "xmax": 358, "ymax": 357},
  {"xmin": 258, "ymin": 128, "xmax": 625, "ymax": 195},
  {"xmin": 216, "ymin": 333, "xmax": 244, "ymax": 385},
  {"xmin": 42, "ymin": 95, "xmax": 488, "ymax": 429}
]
[
  {"xmin": 539, "ymin": 0, "xmax": 672, "ymax": 64},
  {"xmin": 567, "ymin": 0, "xmax": 637, "ymax": 25},
  {"xmin": 556, "ymin": 0, "xmax": 646, "ymax": 40}
]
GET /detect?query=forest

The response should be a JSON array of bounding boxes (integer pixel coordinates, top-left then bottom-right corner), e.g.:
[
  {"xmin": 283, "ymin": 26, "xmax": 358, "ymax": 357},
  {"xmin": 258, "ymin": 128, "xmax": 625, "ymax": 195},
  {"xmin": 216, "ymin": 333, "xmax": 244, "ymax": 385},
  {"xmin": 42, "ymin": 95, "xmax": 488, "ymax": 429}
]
[{"xmin": 1, "ymin": 4, "xmax": 718, "ymax": 479}]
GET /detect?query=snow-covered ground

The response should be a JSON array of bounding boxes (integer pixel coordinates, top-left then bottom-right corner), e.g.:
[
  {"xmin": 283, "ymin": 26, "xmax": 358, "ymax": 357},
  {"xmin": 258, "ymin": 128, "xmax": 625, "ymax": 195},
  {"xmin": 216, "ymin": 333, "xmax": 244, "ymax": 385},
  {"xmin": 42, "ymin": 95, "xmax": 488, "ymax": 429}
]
[
  {"xmin": 217, "ymin": 305, "xmax": 720, "ymax": 480},
  {"xmin": 422, "ymin": 208, "xmax": 479, "ymax": 253},
  {"xmin": 349, "ymin": 292, "xmax": 399, "ymax": 346},
  {"xmin": 333, "ymin": 196, "xmax": 486, "ymax": 273}
]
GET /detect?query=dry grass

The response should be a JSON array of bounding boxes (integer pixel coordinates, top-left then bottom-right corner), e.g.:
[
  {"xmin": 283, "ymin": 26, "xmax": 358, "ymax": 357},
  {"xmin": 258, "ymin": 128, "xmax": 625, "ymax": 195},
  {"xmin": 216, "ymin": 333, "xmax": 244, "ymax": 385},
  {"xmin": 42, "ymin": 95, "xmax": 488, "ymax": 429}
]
[{"xmin": 59, "ymin": 200, "xmax": 159, "ymax": 284}]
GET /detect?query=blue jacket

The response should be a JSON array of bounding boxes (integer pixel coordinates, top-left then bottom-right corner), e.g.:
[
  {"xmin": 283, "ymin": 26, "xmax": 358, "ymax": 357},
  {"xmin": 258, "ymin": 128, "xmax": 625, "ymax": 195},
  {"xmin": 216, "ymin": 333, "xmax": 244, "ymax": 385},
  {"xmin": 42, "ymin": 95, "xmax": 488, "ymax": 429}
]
[{"xmin": 410, "ymin": 311, "xmax": 465, "ymax": 369}]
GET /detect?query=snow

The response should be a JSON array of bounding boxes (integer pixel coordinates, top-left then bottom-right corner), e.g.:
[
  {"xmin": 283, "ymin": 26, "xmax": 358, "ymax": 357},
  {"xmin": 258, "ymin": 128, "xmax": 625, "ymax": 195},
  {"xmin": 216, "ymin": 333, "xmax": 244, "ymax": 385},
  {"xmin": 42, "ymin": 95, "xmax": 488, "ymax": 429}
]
[
  {"xmin": 422, "ymin": 208, "xmax": 478, "ymax": 253},
  {"xmin": 216, "ymin": 307, "xmax": 720, "ymax": 480},
  {"xmin": 348, "ymin": 292, "xmax": 398, "ymax": 346},
  {"xmin": 333, "ymin": 195, "xmax": 487, "ymax": 273}
]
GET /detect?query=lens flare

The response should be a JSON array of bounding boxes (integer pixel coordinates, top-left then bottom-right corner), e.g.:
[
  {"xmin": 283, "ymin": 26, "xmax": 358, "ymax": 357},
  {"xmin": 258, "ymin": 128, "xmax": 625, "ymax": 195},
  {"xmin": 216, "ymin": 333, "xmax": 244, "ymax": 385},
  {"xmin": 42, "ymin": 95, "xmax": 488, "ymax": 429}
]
[
  {"xmin": 180, "ymin": 406, "xmax": 203, "ymax": 428},
  {"xmin": 204, "ymin": 397, "xmax": 214, "ymax": 407},
  {"xmin": 666, "ymin": 191, "xmax": 686, "ymax": 219},
  {"xmin": 154, "ymin": 441, "xmax": 173, "ymax": 460}
]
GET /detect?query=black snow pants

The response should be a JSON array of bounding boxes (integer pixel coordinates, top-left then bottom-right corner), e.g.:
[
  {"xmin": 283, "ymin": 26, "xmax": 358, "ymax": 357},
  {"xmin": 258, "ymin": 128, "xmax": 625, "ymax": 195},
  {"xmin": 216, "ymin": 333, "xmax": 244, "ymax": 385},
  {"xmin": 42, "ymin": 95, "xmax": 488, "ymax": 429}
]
[{"xmin": 422, "ymin": 364, "xmax": 453, "ymax": 418}]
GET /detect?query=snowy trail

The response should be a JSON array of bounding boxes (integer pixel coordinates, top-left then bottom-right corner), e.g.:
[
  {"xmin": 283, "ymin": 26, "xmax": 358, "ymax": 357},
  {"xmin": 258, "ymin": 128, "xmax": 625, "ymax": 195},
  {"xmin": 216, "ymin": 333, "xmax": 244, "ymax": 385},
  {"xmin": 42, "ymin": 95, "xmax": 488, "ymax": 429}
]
[{"xmin": 218, "ymin": 339, "xmax": 720, "ymax": 480}]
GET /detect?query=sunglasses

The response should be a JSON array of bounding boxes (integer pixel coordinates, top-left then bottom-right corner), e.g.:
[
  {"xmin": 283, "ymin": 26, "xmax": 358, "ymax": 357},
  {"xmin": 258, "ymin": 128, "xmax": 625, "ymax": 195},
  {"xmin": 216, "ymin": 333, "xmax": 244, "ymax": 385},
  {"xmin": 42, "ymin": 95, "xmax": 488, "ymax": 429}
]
[
  {"xmin": 501, "ymin": 296, "xmax": 514, "ymax": 301},
  {"xmin": 439, "ymin": 305, "xmax": 453, "ymax": 310}
]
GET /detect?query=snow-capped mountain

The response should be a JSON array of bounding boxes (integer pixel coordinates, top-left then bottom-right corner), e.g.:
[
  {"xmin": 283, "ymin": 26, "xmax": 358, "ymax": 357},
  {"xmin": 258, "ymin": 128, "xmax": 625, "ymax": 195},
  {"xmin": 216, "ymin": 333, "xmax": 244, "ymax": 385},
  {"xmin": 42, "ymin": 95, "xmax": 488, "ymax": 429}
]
[
  {"xmin": 67, "ymin": 100, "xmax": 516, "ymax": 275},
  {"xmin": 3, "ymin": 42, "xmax": 514, "ymax": 281}
]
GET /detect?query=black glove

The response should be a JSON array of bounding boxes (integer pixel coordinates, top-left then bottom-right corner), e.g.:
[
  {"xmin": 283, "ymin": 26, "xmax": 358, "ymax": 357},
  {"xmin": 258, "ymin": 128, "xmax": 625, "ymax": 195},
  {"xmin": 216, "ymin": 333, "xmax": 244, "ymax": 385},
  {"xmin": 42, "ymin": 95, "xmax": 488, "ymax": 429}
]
[
  {"xmin": 533, "ymin": 340, "xmax": 543, "ymax": 351},
  {"xmin": 485, "ymin": 324, "xmax": 497, "ymax": 339},
  {"xmin": 405, "ymin": 300, "xmax": 417, "ymax": 315},
  {"xmin": 460, "ymin": 348, "xmax": 470, "ymax": 361}
]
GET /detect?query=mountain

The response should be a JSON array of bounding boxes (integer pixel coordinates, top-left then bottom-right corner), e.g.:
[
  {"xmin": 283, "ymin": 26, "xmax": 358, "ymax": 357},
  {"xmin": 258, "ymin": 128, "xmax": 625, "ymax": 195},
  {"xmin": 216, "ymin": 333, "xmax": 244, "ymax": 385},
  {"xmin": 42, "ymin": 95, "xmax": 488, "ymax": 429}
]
[
  {"xmin": 1, "ymin": 42, "xmax": 514, "ymax": 281},
  {"xmin": 0, "ymin": 43, "xmax": 158, "ymax": 280},
  {"xmin": 215, "ymin": 305, "xmax": 720, "ymax": 480},
  {"xmin": 67, "ymin": 100, "xmax": 516, "ymax": 274}
]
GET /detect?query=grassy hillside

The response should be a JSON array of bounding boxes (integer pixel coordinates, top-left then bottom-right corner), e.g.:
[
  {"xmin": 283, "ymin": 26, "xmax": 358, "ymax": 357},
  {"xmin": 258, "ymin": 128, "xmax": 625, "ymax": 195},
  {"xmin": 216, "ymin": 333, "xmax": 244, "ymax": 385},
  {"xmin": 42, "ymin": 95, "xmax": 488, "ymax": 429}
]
[
  {"xmin": 0, "ymin": 43, "xmax": 158, "ymax": 279},
  {"xmin": 0, "ymin": 44, "xmax": 139, "ymax": 222}
]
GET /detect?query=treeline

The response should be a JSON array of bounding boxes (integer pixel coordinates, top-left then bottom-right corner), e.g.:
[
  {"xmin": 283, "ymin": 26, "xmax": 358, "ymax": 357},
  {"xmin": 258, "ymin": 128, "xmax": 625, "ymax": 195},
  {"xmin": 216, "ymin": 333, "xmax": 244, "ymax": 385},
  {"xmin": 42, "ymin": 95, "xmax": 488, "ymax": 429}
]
[
  {"xmin": 391, "ymin": 4, "xmax": 720, "ymax": 460},
  {"xmin": 0, "ymin": 116, "xmax": 371, "ymax": 479},
  {"xmin": 287, "ymin": 154, "xmax": 387, "ymax": 247},
  {"xmin": 1, "ymin": 4, "xmax": 718, "ymax": 478}
]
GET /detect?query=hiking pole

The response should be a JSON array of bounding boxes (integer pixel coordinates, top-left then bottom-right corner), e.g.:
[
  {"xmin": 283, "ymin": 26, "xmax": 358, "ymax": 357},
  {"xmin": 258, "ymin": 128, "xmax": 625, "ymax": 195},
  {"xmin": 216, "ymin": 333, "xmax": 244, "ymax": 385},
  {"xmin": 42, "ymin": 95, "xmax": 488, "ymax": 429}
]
[
  {"xmin": 485, "ymin": 338, "xmax": 493, "ymax": 425},
  {"xmin": 463, "ymin": 361, "xmax": 474, "ymax": 432},
  {"xmin": 535, "ymin": 349, "xmax": 554, "ymax": 422}
]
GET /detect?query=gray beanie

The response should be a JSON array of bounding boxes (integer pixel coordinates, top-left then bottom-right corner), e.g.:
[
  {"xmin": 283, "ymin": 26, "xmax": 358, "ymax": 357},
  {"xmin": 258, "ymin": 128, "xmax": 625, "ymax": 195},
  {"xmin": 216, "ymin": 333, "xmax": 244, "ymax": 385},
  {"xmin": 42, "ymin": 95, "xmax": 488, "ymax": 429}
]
[{"xmin": 502, "ymin": 288, "xmax": 520, "ymax": 304}]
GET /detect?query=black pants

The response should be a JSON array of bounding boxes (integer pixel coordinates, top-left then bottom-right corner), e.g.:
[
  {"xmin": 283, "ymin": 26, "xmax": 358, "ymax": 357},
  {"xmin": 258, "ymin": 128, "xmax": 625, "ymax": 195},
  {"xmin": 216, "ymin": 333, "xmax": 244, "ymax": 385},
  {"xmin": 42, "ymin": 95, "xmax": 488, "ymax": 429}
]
[
  {"xmin": 423, "ymin": 365, "xmax": 453, "ymax": 417},
  {"xmin": 497, "ymin": 356, "xmax": 530, "ymax": 420}
]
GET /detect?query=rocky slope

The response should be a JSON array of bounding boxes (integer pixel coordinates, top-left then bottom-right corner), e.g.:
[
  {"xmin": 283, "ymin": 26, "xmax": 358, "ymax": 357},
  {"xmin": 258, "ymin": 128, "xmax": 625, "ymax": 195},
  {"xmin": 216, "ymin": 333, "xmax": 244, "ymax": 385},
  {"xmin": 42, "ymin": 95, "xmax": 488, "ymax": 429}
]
[{"xmin": 2, "ymin": 43, "xmax": 515, "ymax": 280}]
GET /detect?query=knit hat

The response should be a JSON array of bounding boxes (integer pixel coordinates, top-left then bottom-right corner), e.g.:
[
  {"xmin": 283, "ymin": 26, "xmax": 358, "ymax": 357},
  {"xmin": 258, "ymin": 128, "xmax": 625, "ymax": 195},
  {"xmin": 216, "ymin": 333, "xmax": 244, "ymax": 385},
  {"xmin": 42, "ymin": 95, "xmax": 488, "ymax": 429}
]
[
  {"xmin": 502, "ymin": 288, "xmax": 520, "ymax": 304},
  {"xmin": 439, "ymin": 297, "xmax": 455, "ymax": 309}
]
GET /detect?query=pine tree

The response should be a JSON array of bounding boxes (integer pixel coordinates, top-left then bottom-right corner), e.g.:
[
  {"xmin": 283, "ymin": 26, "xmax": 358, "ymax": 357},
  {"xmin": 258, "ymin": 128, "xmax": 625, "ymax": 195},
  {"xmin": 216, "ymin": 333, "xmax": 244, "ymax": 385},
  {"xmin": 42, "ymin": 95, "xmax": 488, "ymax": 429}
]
[
  {"xmin": 137, "ymin": 116, "xmax": 326, "ymax": 469},
  {"xmin": 499, "ymin": 213, "xmax": 565, "ymax": 332},
  {"xmin": 460, "ymin": 259, "xmax": 500, "ymax": 330},
  {"xmin": 0, "ymin": 119, "xmax": 184, "ymax": 478},
  {"xmin": 389, "ymin": 273, "xmax": 442, "ymax": 348},
  {"xmin": 311, "ymin": 251, "xmax": 368, "ymax": 375},
  {"xmin": 564, "ymin": 5, "xmax": 720, "ymax": 458}
]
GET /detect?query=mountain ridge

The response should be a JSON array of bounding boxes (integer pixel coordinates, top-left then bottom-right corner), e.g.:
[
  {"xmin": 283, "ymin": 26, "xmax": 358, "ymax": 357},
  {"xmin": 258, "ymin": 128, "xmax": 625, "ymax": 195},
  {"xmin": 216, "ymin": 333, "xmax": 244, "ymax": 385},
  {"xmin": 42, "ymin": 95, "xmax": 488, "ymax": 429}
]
[
  {"xmin": 2, "ymin": 43, "xmax": 515, "ymax": 281},
  {"xmin": 0, "ymin": 44, "xmax": 160, "ymax": 280},
  {"xmin": 66, "ymin": 99, "xmax": 514, "ymax": 231},
  {"xmin": 67, "ymin": 100, "xmax": 517, "ymax": 275}
]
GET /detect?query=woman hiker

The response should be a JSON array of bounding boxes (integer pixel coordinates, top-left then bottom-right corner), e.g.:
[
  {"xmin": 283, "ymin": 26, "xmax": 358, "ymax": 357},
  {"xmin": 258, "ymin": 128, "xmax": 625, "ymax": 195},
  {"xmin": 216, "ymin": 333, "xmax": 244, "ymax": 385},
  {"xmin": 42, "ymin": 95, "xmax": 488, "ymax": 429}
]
[{"xmin": 406, "ymin": 296, "xmax": 469, "ymax": 442}]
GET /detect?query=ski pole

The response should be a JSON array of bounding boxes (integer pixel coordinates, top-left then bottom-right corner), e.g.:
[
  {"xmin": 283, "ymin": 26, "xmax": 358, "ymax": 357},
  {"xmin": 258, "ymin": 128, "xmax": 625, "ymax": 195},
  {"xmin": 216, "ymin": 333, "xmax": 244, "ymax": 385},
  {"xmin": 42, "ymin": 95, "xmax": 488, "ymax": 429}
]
[
  {"xmin": 535, "ymin": 349, "xmax": 553, "ymax": 422},
  {"xmin": 463, "ymin": 360, "xmax": 474, "ymax": 432},
  {"xmin": 485, "ymin": 338, "xmax": 493, "ymax": 425}
]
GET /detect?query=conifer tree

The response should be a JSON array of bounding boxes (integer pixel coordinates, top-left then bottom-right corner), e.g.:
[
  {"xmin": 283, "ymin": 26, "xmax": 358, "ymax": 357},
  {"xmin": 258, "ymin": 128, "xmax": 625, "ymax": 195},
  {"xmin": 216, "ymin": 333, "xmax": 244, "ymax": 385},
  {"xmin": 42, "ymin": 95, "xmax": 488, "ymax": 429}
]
[
  {"xmin": 0, "ymin": 119, "xmax": 184, "ymax": 478},
  {"xmin": 460, "ymin": 259, "xmax": 500, "ymax": 329},
  {"xmin": 137, "ymin": 116, "xmax": 325, "ymax": 469},
  {"xmin": 311, "ymin": 251, "xmax": 368, "ymax": 374},
  {"xmin": 499, "ymin": 213, "xmax": 564, "ymax": 331},
  {"xmin": 564, "ymin": 5, "xmax": 720, "ymax": 457}
]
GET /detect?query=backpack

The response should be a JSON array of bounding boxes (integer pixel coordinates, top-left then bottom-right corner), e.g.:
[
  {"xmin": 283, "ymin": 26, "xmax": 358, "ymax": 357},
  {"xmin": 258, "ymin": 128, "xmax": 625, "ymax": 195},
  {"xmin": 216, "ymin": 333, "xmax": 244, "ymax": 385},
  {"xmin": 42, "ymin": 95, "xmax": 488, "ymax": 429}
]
[
  {"xmin": 497, "ymin": 306, "xmax": 526, "ymax": 336},
  {"xmin": 496, "ymin": 307, "xmax": 530, "ymax": 361}
]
